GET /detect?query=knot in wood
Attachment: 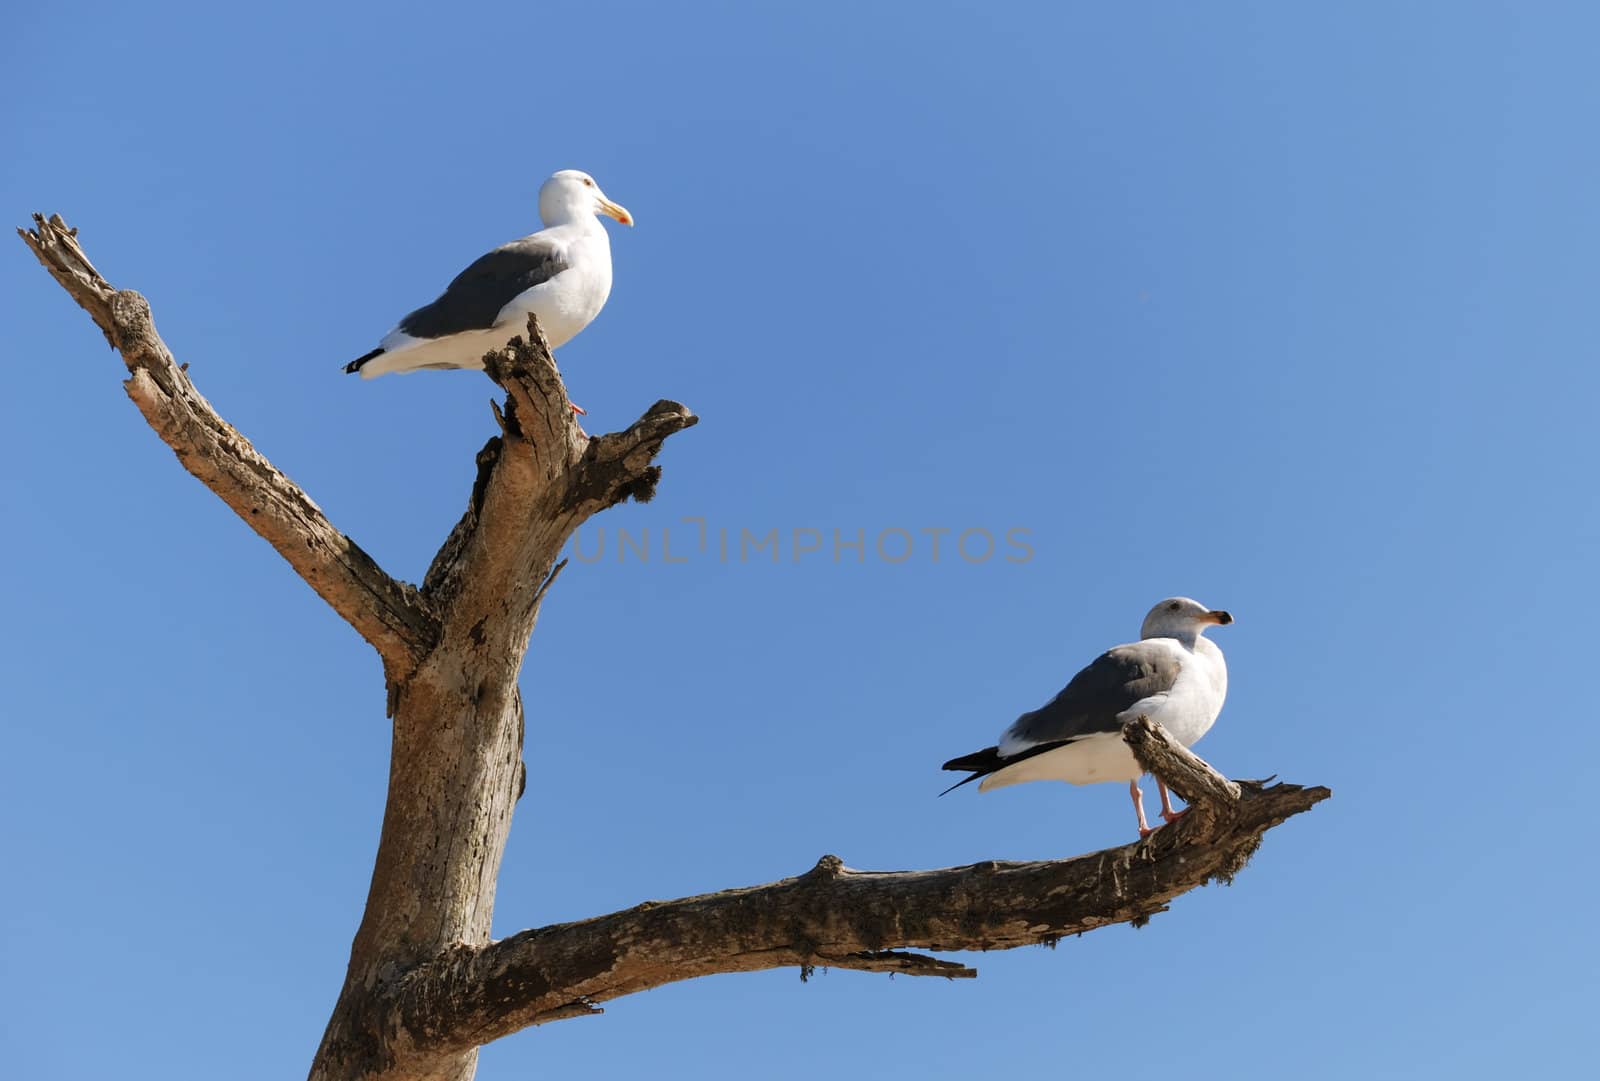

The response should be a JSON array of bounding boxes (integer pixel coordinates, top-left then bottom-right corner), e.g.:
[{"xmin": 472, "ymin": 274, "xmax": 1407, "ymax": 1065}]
[{"xmin": 807, "ymin": 854, "xmax": 846, "ymax": 880}]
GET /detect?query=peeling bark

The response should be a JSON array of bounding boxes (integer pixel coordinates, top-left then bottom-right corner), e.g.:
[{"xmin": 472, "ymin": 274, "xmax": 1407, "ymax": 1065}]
[{"xmin": 21, "ymin": 214, "xmax": 1329, "ymax": 1081}]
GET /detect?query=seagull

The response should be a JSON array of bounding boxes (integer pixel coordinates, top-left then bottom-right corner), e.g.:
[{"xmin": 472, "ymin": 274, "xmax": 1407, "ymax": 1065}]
[
  {"xmin": 346, "ymin": 169, "xmax": 633, "ymax": 380},
  {"xmin": 941, "ymin": 597, "xmax": 1233, "ymax": 837}
]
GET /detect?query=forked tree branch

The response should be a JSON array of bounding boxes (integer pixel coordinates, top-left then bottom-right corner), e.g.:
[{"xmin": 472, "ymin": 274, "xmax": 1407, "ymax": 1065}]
[
  {"xmin": 363, "ymin": 720, "xmax": 1327, "ymax": 1065},
  {"xmin": 418, "ymin": 327, "xmax": 694, "ymax": 617},
  {"xmin": 23, "ymin": 214, "xmax": 1325, "ymax": 1081},
  {"xmin": 23, "ymin": 213, "xmax": 704, "ymax": 1081},
  {"xmin": 19, "ymin": 213, "xmax": 440, "ymax": 678}
]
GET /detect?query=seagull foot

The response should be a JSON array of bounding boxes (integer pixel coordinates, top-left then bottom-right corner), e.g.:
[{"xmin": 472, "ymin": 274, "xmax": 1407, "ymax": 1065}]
[
  {"xmin": 570, "ymin": 403, "xmax": 588, "ymax": 416},
  {"xmin": 1156, "ymin": 779, "xmax": 1185, "ymax": 825},
  {"xmin": 1130, "ymin": 780, "xmax": 1154, "ymax": 837}
]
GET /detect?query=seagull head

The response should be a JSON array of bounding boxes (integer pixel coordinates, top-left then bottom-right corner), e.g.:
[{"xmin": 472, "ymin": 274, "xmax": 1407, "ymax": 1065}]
[
  {"xmin": 1140, "ymin": 597, "xmax": 1233, "ymax": 642},
  {"xmin": 540, "ymin": 169, "xmax": 634, "ymax": 228}
]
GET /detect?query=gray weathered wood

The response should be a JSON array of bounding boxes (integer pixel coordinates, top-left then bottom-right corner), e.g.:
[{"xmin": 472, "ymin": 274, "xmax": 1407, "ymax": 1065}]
[
  {"xmin": 306, "ymin": 331, "xmax": 695, "ymax": 1081},
  {"xmin": 376, "ymin": 770, "xmax": 1326, "ymax": 1066},
  {"xmin": 19, "ymin": 214, "xmax": 440, "ymax": 679},
  {"xmin": 21, "ymin": 214, "xmax": 1329, "ymax": 1081}
]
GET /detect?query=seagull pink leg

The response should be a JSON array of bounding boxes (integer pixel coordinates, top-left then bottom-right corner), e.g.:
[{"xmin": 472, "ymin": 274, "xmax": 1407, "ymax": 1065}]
[
  {"xmin": 1157, "ymin": 779, "xmax": 1187, "ymax": 825},
  {"xmin": 1131, "ymin": 780, "xmax": 1153, "ymax": 838}
]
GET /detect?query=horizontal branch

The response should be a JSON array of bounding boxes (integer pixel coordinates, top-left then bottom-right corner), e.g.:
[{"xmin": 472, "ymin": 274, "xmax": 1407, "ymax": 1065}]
[
  {"xmin": 379, "ymin": 772, "xmax": 1328, "ymax": 1060},
  {"xmin": 19, "ymin": 214, "xmax": 439, "ymax": 677}
]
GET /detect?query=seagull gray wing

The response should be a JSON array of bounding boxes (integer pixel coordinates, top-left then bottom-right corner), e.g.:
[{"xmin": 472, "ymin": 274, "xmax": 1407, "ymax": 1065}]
[
  {"xmin": 940, "ymin": 642, "xmax": 1182, "ymax": 793},
  {"xmin": 1001, "ymin": 641, "xmax": 1182, "ymax": 752},
  {"xmin": 397, "ymin": 236, "xmax": 571, "ymax": 340}
]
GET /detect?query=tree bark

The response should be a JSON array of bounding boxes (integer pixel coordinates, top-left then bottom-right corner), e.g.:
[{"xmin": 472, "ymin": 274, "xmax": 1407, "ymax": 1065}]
[
  {"xmin": 22, "ymin": 214, "xmax": 1330, "ymax": 1081},
  {"xmin": 381, "ymin": 722, "xmax": 1325, "ymax": 1059}
]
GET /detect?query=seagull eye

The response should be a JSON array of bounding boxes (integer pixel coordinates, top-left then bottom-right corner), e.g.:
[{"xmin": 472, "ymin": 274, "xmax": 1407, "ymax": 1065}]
[
  {"xmin": 1168, "ymin": 602, "xmax": 1181, "ymax": 612},
  {"xmin": 583, "ymin": 178, "xmax": 594, "ymax": 187}
]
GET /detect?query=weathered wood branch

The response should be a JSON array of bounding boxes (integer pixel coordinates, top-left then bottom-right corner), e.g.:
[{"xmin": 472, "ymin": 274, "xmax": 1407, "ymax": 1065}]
[
  {"xmin": 353, "ymin": 737, "xmax": 1327, "ymax": 1067},
  {"xmin": 19, "ymin": 213, "xmax": 439, "ymax": 678},
  {"xmin": 22, "ymin": 213, "xmax": 1326, "ymax": 1081},
  {"xmin": 1123, "ymin": 714, "xmax": 1248, "ymax": 835},
  {"xmin": 419, "ymin": 324, "xmax": 694, "ymax": 617},
  {"xmin": 311, "ymin": 328, "xmax": 694, "ymax": 1081},
  {"xmin": 23, "ymin": 215, "xmax": 700, "ymax": 1081}
]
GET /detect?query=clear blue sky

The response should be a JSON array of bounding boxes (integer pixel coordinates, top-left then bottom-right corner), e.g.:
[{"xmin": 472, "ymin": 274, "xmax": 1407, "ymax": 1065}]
[{"xmin": 3, "ymin": 2, "xmax": 1595, "ymax": 1078}]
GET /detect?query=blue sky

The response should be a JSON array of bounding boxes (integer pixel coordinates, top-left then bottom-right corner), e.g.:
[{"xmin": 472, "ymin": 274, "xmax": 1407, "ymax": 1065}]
[{"xmin": 3, "ymin": 1, "xmax": 1596, "ymax": 1077}]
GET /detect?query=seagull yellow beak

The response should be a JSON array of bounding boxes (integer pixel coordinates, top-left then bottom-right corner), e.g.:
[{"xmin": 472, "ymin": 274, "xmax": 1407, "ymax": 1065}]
[
  {"xmin": 598, "ymin": 197, "xmax": 634, "ymax": 226},
  {"xmin": 1201, "ymin": 610, "xmax": 1234, "ymax": 626}
]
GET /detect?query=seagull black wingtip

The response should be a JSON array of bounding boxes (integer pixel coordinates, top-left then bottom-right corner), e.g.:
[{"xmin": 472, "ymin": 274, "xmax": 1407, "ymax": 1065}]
[
  {"xmin": 937, "ymin": 772, "xmax": 985, "ymax": 798},
  {"xmin": 942, "ymin": 748, "xmax": 1002, "ymax": 774},
  {"xmin": 345, "ymin": 347, "xmax": 384, "ymax": 375},
  {"xmin": 939, "ymin": 746, "xmax": 1004, "ymax": 797}
]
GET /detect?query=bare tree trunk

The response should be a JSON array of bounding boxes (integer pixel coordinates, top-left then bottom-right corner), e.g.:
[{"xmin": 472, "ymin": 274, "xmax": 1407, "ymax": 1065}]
[{"xmin": 22, "ymin": 215, "xmax": 1330, "ymax": 1081}]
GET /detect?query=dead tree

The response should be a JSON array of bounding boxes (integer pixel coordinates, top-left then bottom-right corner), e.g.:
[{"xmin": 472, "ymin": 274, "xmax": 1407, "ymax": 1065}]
[{"xmin": 21, "ymin": 214, "xmax": 1330, "ymax": 1081}]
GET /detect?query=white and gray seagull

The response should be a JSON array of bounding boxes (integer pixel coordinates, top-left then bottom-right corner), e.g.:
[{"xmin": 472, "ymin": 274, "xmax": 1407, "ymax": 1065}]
[
  {"xmin": 941, "ymin": 597, "xmax": 1233, "ymax": 837},
  {"xmin": 346, "ymin": 169, "xmax": 633, "ymax": 380}
]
